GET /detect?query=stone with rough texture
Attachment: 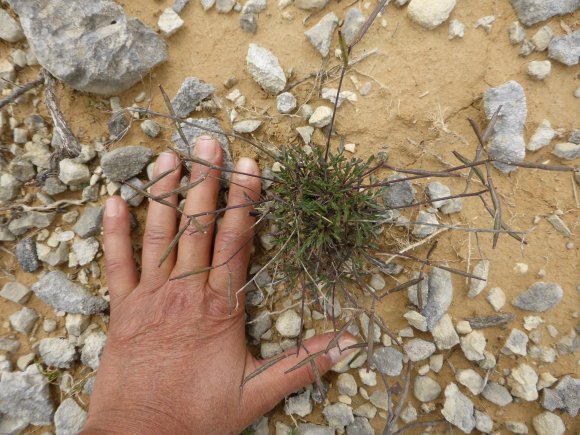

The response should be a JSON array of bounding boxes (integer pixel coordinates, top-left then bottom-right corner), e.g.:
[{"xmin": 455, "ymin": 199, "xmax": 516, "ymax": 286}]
[
  {"xmin": 38, "ymin": 337, "xmax": 77, "ymax": 368},
  {"xmin": 81, "ymin": 332, "xmax": 107, "ymax": 370},
  {"xmin": 531, "ymin": 26, "xmax": 554, "ymax": 51},
  {"xmin": 8, "ymin": 0, "xmax": 168, "ymax": 95},
  {"xmin": 298, "ymin": 423, "xmax": 334, "ymax": 435},
  {"xmin": 285, "ymin": 389, "xmax": 312, "ymax": 417},
  {"xmin": 15, "ymin": 238, "xmax": 39, "ymax": 272},
  {"xmin": 482, "ymin": 382, "xmax": 513, "ymax": 406},
  {"xmin": 9, "ymin": 307, "xmax": 38, "ymax": 335},
  {"xmin": 552, "ymin": 142, "xmax": 580, "ymax": 160},
  {"xmin": 120, "ymin": 178, "xmax": 145, "ymax": 207},
  {"xmin": 426, "ymin": 182, "xmax": 451, "ymax": 209},
  {"xmin": 510, "ymin": 0, "xmax": 580, "ymax": 26},
  {"xmin": 0, "ymin": 9, "xmax": 24, "ymax": 42},
  {"xmin": 404, "ymin": 339, "xmax": 436, "ymax": 361},
  {"xmin": 527, "ymin": 119, "xmax": 554, "ymax": 151},
  {"xmin": 414, "ymin": 376, "xmax": 441, "ymax": 402},
  {"xmin": 505, "ymin": 421, "xmax": 528, "ymax": 433},
  {"xmin": 31, "ymin": 271, "xmax": 108, "ymax": 314},
  {"xmin": 9, "ymin": 212, "xmax": 56, "ymax": 236},
  {"xmin": 468, "ymin": 260, "xmax": 490, "ymax": 298},
  {"xmin": 158, "ymin": 8, "xmax": 183, "ymax": 37},
  {"xmin": 548, "ymin": 31, "xmax": 580, "ymax": 66},
  {"xmin": 171, "ymin": 77, "xmax": 215, "ymax": 118},
  {"xmin": 533, "ymin": 411, "xmax": 565, "ymax": 435},
  {"xmin": 407, "ymin": 0, "xmax": 457, "ymax": 30},
  {"xmin": 141, "ymin": 119, "xmax": 160, "ymax": 138},
  {"xmin": 74, "ymin": 206, "xmax": 104, "ymax": 238},
  {"xmin": 528, "ymin": 60, "xmax": 551, "ymax": 80},
  {"xmin": 412, "ymin": 211, "xmax": 438, "ymax": 238},
  {"xmin": 305, "ymin": 12, "xmax": 338, "ymax": 57},
  {"xmin": 0, "ymin": 365, "xmax": 55, "ymax": 425},
  {"xmin": 442, "ymin": 383, "xmax": 476, "ymax": 434},
  {"xmin": 475, "ymin": 410, "xmax": 493, "ymax": 433},
  {"xmin": 246, "ymin": 44, "xmax": 286, "ymax": 94},
  {"xmin": 54, "ymin": 398, "xmax": 87, "ymax": 434},
  {"xmin": 460, "ymin": 331, "xmax": 486, "ymax": 361},
  {"xmin": 372, "ymin": 347, "xmax": 403, "ymax": 376},
  {"xmin": 432, "ymin": 314, "xmax": 460, "ymax": 349},
  {"xmin": 483, "ymin": 81, "xmax": 527, "ymax": 172},
  {"xmin": 383, "ymin": 174, "xmax": 416, "ymax": 208},
  {"xmin": 543, "ymin": 376, "xmax": 579, "ymax": 416},
  {"xmin": 422, "ymin": 267, "xmax": 453, "ymax": 331},
  {"xmin": 343, "ymin": 8, "xmax": 365, "ymax": 45},
  {"xmin": 233, "ymin": 119, "xmax": 262, "ymax": 134},
  {"xmin": 309, "ymin": 106, "xmax": 333, "ymax": 128},
  {"xmin": 1, "ymin": 281, "xmax": 31, "ymax": 304},
  {"xmin": 277, "ymin": 92, "xmax": 297, "ymax": 114},
  {"xmin": 502, "ymin": 328, "xmax": 528, "ymax": 356},
  {"xmin": 295, "ymin": 0, "xmax": 330, "ymax": 11},
  {"xmin": 448, "ymin": 19, "xmax": 465, "ymax": 39},
  {"xmin": 276, "ymin": 310, "xmax": 301, "ymax": 337},
  {"xmin": 457, "ymin": 369, "xmax": 484, "ymax": 395},
  {"xmin": 346, "ymin": 416, "xmax": 373, "ymax": 435},
  {"xmin": 512, "ymin": 282, "xmax": 563, "ymax": 312},
  {"xmin": 101, "ymin": 146, "xmax": 153, "ymax": 182},
  {"xmin": 322, "ymin": 403, "xmax": 354, "ymax": 430},
  {"xmin": 508, "ymin": 363, "xmax": 539, "ymax": 401}
]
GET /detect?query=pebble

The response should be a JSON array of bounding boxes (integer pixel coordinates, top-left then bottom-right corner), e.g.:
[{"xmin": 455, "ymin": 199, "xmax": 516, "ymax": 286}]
[
  {"xmin": 468, "ymin": 259, "xmax": 490, "ymax": 298},
  {"xmin": 532, "ymin": 411, "xmax": 565, "ymax": 435},
  {"xmin": 65, "ymin": 314, "xmax": 89, "ymax": 337},
  {"xmin": 233, "ymin": 119, "xmax": 262, "ymax": 134},
  {"xmin": 120, "ymin": 178, "xmax": 145, "ymax": 206},
  {"xmin": 9, "ymin": 211, "xmax": 56, "ymax": 236},
  {"xmin": 0, "ymin": 9, "xmax": 24, "ymax": 42},
  {"xmin": 369, "ymin": 391, "xmax": 388, "ymax": 410},
  {"xmin": 54, "ymin": 398, "xmax": 88, "ymax": 434},
  {"xmin": 0, "ymin": 365, "xmax": 55, "ymax": 425},
  {"xmin": 296, "ymin": 126, "xmax": 314, "ymax": 144},
  {"xmin": 1, "ymin": 282, "xmax": 31, "ymax": 305},
  {"xmin": 502, "ymin": 328, "xmax": 528, "ymax": 356},
  {"xmin": 414, "ymin": 376, "xmax": 441, "ymax": 402},
  {"xmin": 531, "ymin": 26, "xmax": 554, "ymax": 51},
  {"xmin": 275, "ymin": 310, "xmax": 301, "ymax": 337},
  {"xmin": 407, "ymin": 0, "xmax": 456, "ymax": 30},
  {"xmin": 276, "ymin": 92, "xmax": 297, "ymax": 114},
  {"xmin": 404, "ymin": 338, "xmax": 436, "ymax": 362},
  {"xmin": 0, "ymin": 338, "xmax": 20, "ymax": 354},
  {"xmin": 372, "ymin": 346, "xmax": 403, "ymax": 376},
  {"xmin": 0, "ymin": 173, "xmax": 22, "ymax": 203},
  {"xmin": 448, "ymin": 19, "xmax": 465, "ymax": 39},
  {"xmin": 426, "ymin": 181, "xmax": 451, "ymax": 209},
  {"xmin": 412, "ymin": 210, "xmax": 438, "ymax": 238},
  {"xmin": 509, "ymin": 21, "xmax": 525, "ymax": 44},
  {"xmin": 342, "ymin": 8, "xmax": 366, "ymax": 45},
  {"xmin": 337, "ymin": 373, "xmax": 357, "ymax": 396},
  {"xmin": 475, "ymin": 15, "xmax": 496, "ymax": 33},
  {"xmin": 81, "ymin": 332, "xmax": 107, "ymax": 370},
  {"xmin": 483, "ymin": 80, "xmax": 527, "ymax": 172},
  {"xmin": 15, "ymin": 238, "xmax": 40, "ymax": 273},
  {"xmin": 511, "ymin": 0, "xmax": 578, "ymax": 26},
  {"xmin": 460, "ymin": 330, "xmax": 486, "ymax": 361},
  {"xmin": 140, "ymin": 119, "xmax": 160, "ymax": 138},
  {"xmin": 403, "ymin": 310, "xmax": 428, "ymax": 332},
  {"xmin": 548, "ymin": 31, "xmax": 580, "ymax": 66},
  {"xmin": 557, "ymin": 328, "xmax": 580, "ymax": 355},
  {"xmin": 31, "ymin": 271, "xmax": 108, "ymax": 315},
  {"xmin": 383, "ymin": 174, "xmax": 416, "ymax": 208},
  {"xmin": 528, "ymin": 60, "xmax": 551, "ymax": 80},
  {"xmin": 246, "ymin": 43, "xmax": 286, "ymax": 94},
  {"xmin": 512, "ymin": 282, "xmax": 563, "ymax": 312},
  {"xmin": 285, "ymin": 389, "xmax": 312, "ymax": 416},
  {"xmin": 353, "ymin": 403, "xmax": 376, "ymax": 419},
  {"xmin": 346, "ymin": 416, "xmax": 373, "ymax": 435},
  {"xmin": 171, "ymin": 77, "xmax": 215, "ymax": 118},
  {"xmin": 358, "ymin": 368, "xmax": 376, "ymax": 387},
  {"xmin": 43, "ymin": 318, "xmax": 57, "ymax": 333},
  {"xmin": 475, "ymin": 409, "xmax": 493, "ymax": 433},
  {"xmin": 9, "ymin": 307, "xmax": 38, "ymax": 335},
  {"xmin": 457, "ymin": 368, "xmax": 484, "ymax": 395},
  {"xmin": 422, "ymin": 268, "xmax": 453, "ymax": 331},
  {"xmin": 543, "ymin": 375, "xmax": 579, "ymax": 416},
  {"xmin": 537, "ymin": 372, "xmax": 558, "ymax": 390},
  {"xmin": 400, "ymin": 404, "xmax": 417, "ymax": 424},
  {"xmin": 304, "ymin": 12, "xmax": 338, "ymax": 58},
  {"xmin": 441, "ymin": 383, "xmax": 476, "ymax": 433},
  {"xmin": 322, "ymin": 403, "xmax": 354, "ymax": 430},
  {"xmin": 294, "ymin": 0, "xmax": 330, "ymax": 11},
  {"xmin": 309, "ymin": 106, "xmax": 333, "ymax": 128},
  {"xmin": 456, "ymin": 320, "xmax": 472, "ymax": 335},
  {"xmin": 508, "ymin": 363, "xmax": 538, "ymax": 401},
  {"xmin": 431, "ymin": 314, "xmax": 460, "ymax": 350},
  {"xmin": 552, "ymin": 142, "xmax": 580, "ymax": 160},
  {"xmin": 505, "ymin": 421, "xmax": 528, "ymax": 434},
  {"xmin": 38, "ymin": 337, "xmax": 77, "ymax": 368},
  {"xmin": 527, "ymin": 119, "xmax": 555, "ymax": 151},
  {"xmin": 158, "ymin": 7, "xmax": 184, "ymax": 37},
  {"xmin": 101, "ymin": 146, "xmax": 153, "ymax": 182}
]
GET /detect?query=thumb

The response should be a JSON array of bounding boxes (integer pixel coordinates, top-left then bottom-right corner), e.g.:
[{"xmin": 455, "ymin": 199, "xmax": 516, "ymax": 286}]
[{"xmin": 243, "ymin": 333, "xmax": 359, "ymax": 414}]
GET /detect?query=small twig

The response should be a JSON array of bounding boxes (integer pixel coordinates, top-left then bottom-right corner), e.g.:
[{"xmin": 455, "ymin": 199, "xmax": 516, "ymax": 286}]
[{"xmin": 0, "ymin": 73, "xmax": 45, "ymax": 110}]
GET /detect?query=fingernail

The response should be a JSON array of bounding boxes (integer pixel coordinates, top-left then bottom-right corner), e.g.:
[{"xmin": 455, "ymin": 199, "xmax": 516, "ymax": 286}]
[
  {"xmin": 105, "ymin": 197, "xmax": 119, "ymax": 217},
  {"xmin": 236, "ymin": 158, "xmax": 257, "ymax": 180},
  {"xmin": 156, "ymin": 151, "xmax": 177, "ymax": 172},
  {"xmin": 328, "ymin": 337, "xmax": 359, "ymax": 364},
  {"xmin": 196, "ymin": 136, "xmax": 217, "ymax": 160}
]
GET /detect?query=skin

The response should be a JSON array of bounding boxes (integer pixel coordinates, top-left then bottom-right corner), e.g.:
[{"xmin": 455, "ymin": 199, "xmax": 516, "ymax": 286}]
[{"xmin": 81, "ymin": 136, "xmax": 357, "ymax": 434}]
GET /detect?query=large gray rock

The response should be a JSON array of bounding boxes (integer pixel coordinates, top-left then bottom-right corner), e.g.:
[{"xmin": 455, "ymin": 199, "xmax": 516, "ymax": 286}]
[
  {"xmin": 304, "ymin": 12, "xmax": 338, "ymax": 58},
  {"xmin": 442, "ymin": 383, "xmax": 476, "ymax": 434},
  {"xmin": 246, "ymin": 44, "xmax": 286, "ymax": 94},
  {"xmin": 54, "ymin": 398, "xmax": 87, "ymax": 434},
  {"xmin": 483, "ymin": 81, "xmax": 527, "ymax": 173},
  {"xmin": 171, "ymin": 77, "xmax": 215, "ymax": 118},
  {"xmin": 31, "ymin": 271, "xmax": 108, "ymax": 314},
  {"xmin": 0, "ymin": 365, "xmax": 55, "ymax": 426},
  {"xmin": 509, "ymin": 0, "xmax": 580, "ymax": 26},
  {"xmin": 8, "ymin": 0, "xmax": 168, "ymax": 95},
  {"xmin": 512, "ymin": 282, "xmax": 563, "ymax": 312},
  {"xmin": 548, "ymin": 31, "xmax": 580, "ymax": 66},
  {"xmin": 101, "ymin": 146, "xmax": 153, "ymax": 182}
]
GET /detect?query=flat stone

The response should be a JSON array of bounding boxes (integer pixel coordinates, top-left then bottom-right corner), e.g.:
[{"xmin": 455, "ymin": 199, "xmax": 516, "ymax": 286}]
[
  {"xmin": 407, "ymin": 0, "xmax": 456, "ymax": 30},
  {"xmin": 457, "ymin": 369, "xmax": 484, "ymax": 395},
  {"xmin": 547, "ymin": 214, "xmax": 572, "ymax": 237},
  {"xmin": 509, "ymin": 21, "xmax": 526, "ymax": 44},
  {"xmin": 508, "ymin": 363, "xmax": 539, "ymax": 401},
  {"xmin": 171, "ymin": 77, "xmax": 215, "ymax": 118},
  {"xmin": 372, "ymin": 346, "xmax": 403, "ymax": 376},
  {"xmin": 468, "ymin": 260, "xmax": 490, "ymax": 298},
  {"xmin": 512, "ymin": 282, "xmax": 563, "ymax": 312},
  {"xmin": 343, "ymin": 8, "xmax": 365, "ymax": 45},
  {"xmin": 233, "ymin": 119, "xmax": 262, "ymax": 133},
  {"xmin": 414, "ymin": 376, "xmax": 441, "ymax": 402},
  {"xmin": 412, "ymin": 211, "xmax": 439, "ymax": 238},
  {"xmin": 158, "ymin": 8, "xmax": 184, "ymax": 37},
  {"xmin": 81, "ymin": 331, "xmax": 107, "ymax": 370},
  {"xmin": 552, "ymin": 142, "xmax": 580, "ymax": 160},
  {"xmin": 383, "ymin": 174, "xmax": 416, "ymax": 208},
  {"xmin": 505, "ymin": 421, "xmax": 529, "ymax": 434},
  {"xmin": 277, "ymin": 92, "xmax": 297, "ymax": 114},
  {"xmin": 475, "ymin": 410, "xmax": 493, "ymax": 434},
  {"xmin": 275, "ymin": 310, "xmax": 301, "ymax": 338},
  {"xmin": 460, "ymin": 331, "xmax": 486, "ymax": 361},
  {"xmin": 532, "ymin": 411, "xmax": 565, "ymax": 435},
  {"xmin": 120, "ymin": 178, "xmax": 145, "ymax": 207},
  {"xmin": 9, "ymin": 307, "xmax": 38, "ymax": 335},
  {"xmin": 531, "ymin": 26, "xmax": 554, "ymax": 51},
  {"xmin": 404, "ymin": 338, "xmax": 436, "ymax": 361},
  {"xmin": 509, "ymin": 0, "xmax": 580, "ymax": 26},
  {"xmin": 0, "ymin": 365, "xmax": 55, "ymax": 425},
  {"xmin": 246, "ymin": 43, "xmax": 286, "ymax": 94},
  {"xmin": 309, "ymin": 106, "xmax": 333, "ymax": 128},
  {"xmin": 31, "ymin": 271, "xmax": 108, "ymax": 314},
  {"xmin": 431, "ymin": 314, "xmax": 460, "ymax": 350},
  {"xmin": 502, "ymin": 328, "xmax": 528, "ymax": 356},
  {"xmin": 9, "ymin": 211, "xmax": 56, "ymax": 236},
  {"xmin": 483, "ymin": 81, "xmax": 527, "ymax": 172},
  {"xmin": 0, "ymin": 282, "xmax": 31, "ymax": 304},
  {"xmin": 294, "ymin": 0, "xmax": 330, "ymax": 11},
  {"xmin": 285, "ymin": 389, "xmax": 312, "ymax": 417},
  {"xmin": 422, "ymin": 268, "xmax": 453, "ymax": 331},
  {"xmin": 8, "ymin": 0, "xmax": 168, "ymax": 95},
  {"xmin": 304, "ymin": 12, "xmax": 338, "ymax": 58},
  {"xmin": 442, "ymin": 383, "xmax": 476, "ymax": 433},
  {"xmin": 426, "ymin": 182, "xmax": 451, "ymax": 209},
  {"xmin": 548, "ymin": 31, "xmax": 580, "ymax": 66},
  {"xmin": 527, "ymin": 119, "xmax": 555, "ymax": 151},
  {"xmin": 322, "ymin": 403, "xmax": 354, "ymax": 430},
  {"xmin": 38, "ymin": 337, "xmax": 77, "ymax": 368},
  {"xmin": 141, "ymin": 119, "xmax": 160, "ymax": 138},
  {"xmin": 54, "ymin": 398, "xmax": 87, "ymax": 434},
  {"xmin": 101, "ymin": 146, "xmax": 153, "ymax": 182}
]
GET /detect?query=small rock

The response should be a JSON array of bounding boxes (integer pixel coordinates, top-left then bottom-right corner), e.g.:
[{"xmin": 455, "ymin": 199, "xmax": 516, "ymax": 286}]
[
  {"xmin": 431, "ymin": 314, "xmax": 460, "ymax": 350},
  {"xmin": 294, "ymin": 0, "xmax": 330, "ymax": 11},
  {"xmin": 552, "ymin": 142, "xmax": 580, "ymax": 160},
  {"xmin": 403, "ymin": 310, "xmax": 428, "ymax": 332},
  {"xmin": 531, "ymin": 26, "xmax": 554, "ymax": 51},
  {"xmin": 31, "ymin": 271, "xmax": 108, "ymax": 314},
  {"xmin": 233, "ymin": 119, "xmax": 262, "ymax": 134},
  {"xmin": 216, "ymin": 0, "xmax": 236, "ymax": 12},
  {"xmin": 275, "ymin": 310, "xmax": 301, "ymax": 337},
  {"xmin": 9, "ymin": 212, "xmax": 56, "ymax": 236},
  {"xmin": 414, "ymin": 376, "xmax": 441, "ymax": 402},
  {"xmin": 412, "ymin": 211, "xmax": 438, "ymax": 238},
  {"xmin": 456, "ymin": 320, "xmax": 472, "ymax": 335},
  {"xmin": 407, "ymin": 0, "xmax": 456, "ymax": 30},
  {"xmin": 528, "ymin": 60, "xmax": 551, "ymax": 80},
  {"xmin": 358, "ymin": 368, "xmax": 376, "ymax": 387},
  {"xmin": 65, "ymin": 314, "xmax": 89, "ymax": 337},
  {"xmin": 532, "ymin": 411, "xmax": 565, "ymax": 435},
  {"xmin": 512, "ymin": 282, "xmax": 563, "ymax": 312},
  {"xmin": 422, "ymin": 268, "xmax": 453, "ymax": 331},
  {"xmin": 141, "ymin": 119, "xmax": 160, "ymax": 138},
  {"xmin": 248, "ymin": 311, "xmax": 271, "ymax": 340},
  {"xmin": 548, "ymin": 31, "xmax": 580, "ymax": 66},
  {"xmin": 426, "ymin": 182, "xmax": 451, "ymax": 209},
  {"xmin": 309, "ymin": 106, "xmax": 334, "ymax": 128},
  {"xmin": 457, "ymin": 369, "xmax": 484, "ymax": 395},
  {"xmin": 171, "ymin": 77, "xmax": 215, "ymax": 118},
  {"xmin": 277, "ymin": 92, "xmax": 297, "ymax": 114},
  {"xmin": 346, "ymin": 416, "xmax": 373, "ymax": 435},
  {"xmin": 468, "ymin": 260, "xmax": 490, "ymax": 298},
  {"xmin": 101, "ymin": 146, "xmax": 153, "ymax": 182},
  {"xmin": 304, "ymin": 12, "xmax": 338, "ymax": 57},
  {"xmin": 556, "ymin": 328, "xmax": 580, "ymax": 355},
  {"xmin": 343, "ymin": 8, "xmax": 365, "ymax": 45},
  {"xmin": 337, "ymin": 373, "xmax": 357, "ymax": 396},
  {"xmin": 71, "ymin": 237, "xmax": 99, "ymax": 266},
  {"xmin": 0, "ymin": 173, "xmax": 22, "ymax": 203},
  {"xmin": 81, "ymin": 332, "xmax": 107, "ymax": 370},
  {"xmin": 0, "ymin": 282, "xmax": 31, "ymax": 304},
  {"xmin": 508, "ymin": 21, "xmax": 525, "ymax": 44},
  {"xmin": 547, "ymin": 214, "xmax": 572, "ymax": 237},
  {"xmin": 158, "ymin": 8, "xmax": 184, "ymax": 37},
  {"xmin": 399, "ymin": 404, "xmax": 417, "ymax": 424},
  {"xmin": 460, "ymin": 331, "xmax": 486, "ymax": 361},
  {"xmin": 475, "ymin": 410, "xmax": 493, "ymax": 433},
  {"xmin": 372, "ymin": 346, "xmax": 403, "ymax": 376},
  {"xmin": 502, "ymin": 328, "xmax": 528, "ymax": 356},
  {"xmin": 296, "ymin": 126, "xmax": 314, "ymax": 144},
  {"xmin": 38, "ymin": 337, "xmax": 77, "ymax": 368},
  {"xmin": 475, "ymin": 15, "xmax": 496, "ymax": 33},
  {"xmin": 172, "ymin": 0, "xmax": 191, "ymax": 13},
  {"xmin": 505, "ymin": 421, "xmax": 528, "ymax": 434},
  {"xmin": 404, "ymin": 338, "xmax": 436, "ymax": 362},
  {"xmin": 322, "ymin": 403, "xmax": 354, "ymax": 430},
  {"xmin": 0, "ymin": 9, "xmax": 24, "ymax": 42},
  {"xmin": 543, "ymin": 375, "xmax": 579, "ymax": 416},
  {"xmin": 508, "ymin": 363, "xmax": 539, "ymax": 401},
  {"xmin": 9, "ymin": 307, "xmax": 38, "ymax": 335},
  {"xmin": 120, "ymin": 178, "xmax": 145, "ymax": 207},
  {"xmin": 510, "ymin": 0, "xmax": 579, "ymax": 26},
  {"xmin": 442, "ymin": 383, "xmax": 476, "ymax": 433},
  {"xmin": 448, "ymin": 19, "xmax": 465, "ymax": 39},
  {"xmin": 383, "ymin": 174, "xmax": 416, "ymax": 208},
  {"xmin": 246, "ymin": 43, "xmax": 286, "ymax": 94},
  {"xmin": 54, "ymin": 398, "xmax": 87, "ymax": 434},
  {"xmin": 527, "ymin": 119, "xmax": 555, "ymax": 151},
  {"xmin": 15, "ymin": 238, "xmax": 40, "ymax": 273}
]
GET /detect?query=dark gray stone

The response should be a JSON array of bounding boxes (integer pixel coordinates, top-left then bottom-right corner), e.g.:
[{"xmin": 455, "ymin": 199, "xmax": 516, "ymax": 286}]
[
  {"xmin": 31, "ymin": 271, "xmax": 108, "ymax": 314},
  {"xmin": 171, "ymin": 77, "xmax": 215, "ymax": 118},
  {"xmin": 15, "ymin": 238, "xmax": 39, "ymax": 272},
  {"xmin": 101, "ymin": 146, "xmax": 153, "ymax": 182},
  {"xmin": 240, "ymin": 13, "xmax": 257, "ymax": 33},
  {"xmin": 510, "ymin": 0, "xmax": 580, "ymax": 26},
  {"xmin": 543, "ymin": 376, "xmax": 579, "ymax": 416},
  {"xmin": 512, "ymin": 282, "xmax": 563, "ymax": 312},
  {"xmin": 383, "ymin": 174, "xmax": 416, "ymax": 208},
  {"xmin": 107, "ymin": 112, "xmax": 130, "ymax": 138},
  {"xmin": 8, "ymin": 0, "xmax": 168, "ymax": 95}
]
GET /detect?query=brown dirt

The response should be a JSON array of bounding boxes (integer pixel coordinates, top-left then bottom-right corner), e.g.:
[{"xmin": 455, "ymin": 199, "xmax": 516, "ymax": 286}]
[{"xmin": 1, "ymin": 0, "xmax": 579, "ymax": 433}]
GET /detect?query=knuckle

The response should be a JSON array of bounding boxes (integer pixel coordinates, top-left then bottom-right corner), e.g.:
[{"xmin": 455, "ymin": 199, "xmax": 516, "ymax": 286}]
[
  {"xmin": 215, "ymin": 226, "xmax": 242, "ymax": 249},
  {"xmin": 105, "ymin": 256, "xmax": 127, "ymax": 276},
  {"xmin": 143, "ymin": 225, "xmax": 171, "ymax": 247}
]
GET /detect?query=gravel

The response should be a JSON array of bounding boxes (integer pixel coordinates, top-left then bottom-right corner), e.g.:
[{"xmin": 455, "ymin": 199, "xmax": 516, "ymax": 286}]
[
  {"xmin": 9, "ymin": 211, "xmax": 56, "ymax": 236},
  {"xmin": 467, "ymin": 260, "xmax": 490, "ymax": 298},
  {"xmin": 508, "ymin": 363, "xmax": 539, "ymax": 401},
  {"xmin": 343, "ymin": 8, "xmax": 366, "ymax": 45},
  {"xmin": 542, "ymin": 375, "xmax": 579, "ymax": 416},
  {"xmin": 294, "ymin": 0, "xmax": 330, "ymax": 11},
  {"xmin": 9, "ymin": 307, "xmax": 38, "ymax": 335},
  {"xmin": 460, "ymin": 331, "xmax": 486, "ymax": 361},
  {"xmin": 407, "ymin": 0, "xmax": 456, "ymax": 30},
  {"xmin": 531, "ymin": 26, "xmax": 554, "ymax": 51},
  {"xmin": 404, "ymin": 338, "xmax": 436, "ymax": 361},
  {"xmin": 0, "ymin": 281, "xmax": 31, "ymax": 304},
  {"xmin": 482, "ymin": 381, "xmax": 513, "ymax": 406},
  {"xmin": 422, "ymin": 267, "xmax": 453, "ymax": 331},
  {"xmin": 548, "ymin": 31, "xmax": 580, "ymax": 66},
  {"xmin": 372, "ymin": 346, "xmax": 403, "ymax": 376},
  {"xmin": 285, "ymin": 389, "xmax": 312, "ymax": 417},
  {"xmin": 528, "ymin": 60, "xmax": 552, "ymax": 80},
  {"xmin": 442, "ymin": 383, "xmax": 476, "ymax": 433},
  {"xmin": 275, "ymin": 310, "xmax": 301, "ymax": 337},
  {"xmin": 512, "ymin": 282, "xmax": 563, "ymax": 312},
  {"xmin": 101, "ymin": 146, "xmax": 153, "ymax": 182},
  {"xmin": 448, "ymin": 19, "xmax": 465, "ymax": 39},
  {"xmin": 277, "ymin": 92, "xmax": 297, "ymax": 114},
  {"xmin": 346, "ymin": 416, "xmax": 373, "ymax": 435},
  {"xmin": 171, "ymin": 77, "xmax": 215, "ymax": 118},
  {"xmin": 431, "ymin": 314, "xmax": 460, "ymax": 350},
  {"xmin": 414, "ymin": 376, "xmax": 441, "ymax": 402},
  {"xmin": 456, "ymin": 368, "xmax": 484, "ymax": 395},
  {"xmin": 412, "ymin": 210, "xmax": 439, "ymax": 238},
  {"xmin": 304, "ymin": 12, "xmax": 338, "ymax": 57},
  {"xmin": 246, "ymin": 43, "xmax": 286, "ymax": 94},
  {"xmin": 54, "ymin": 398, "xmax": 88, "ymax": 434},
  {"xmin": 15, "ymin": 238, "xmax": 39, "ymax": 273},
  {"xmin": 502, "ymin": 328, "xmax": 529, "ymax": 356},
  {"xmin": 322, "ymin": 403, "xmax": 354, "ymax": 430},
  {"xmin": 38, "ymin": 337, "xmax": 77, "ymax": 368}
]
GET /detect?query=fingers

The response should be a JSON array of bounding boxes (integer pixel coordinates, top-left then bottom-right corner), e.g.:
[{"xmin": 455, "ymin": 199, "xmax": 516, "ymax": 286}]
[
  {"xmin": 207, "ymin": 158, "xmax": 261, "ymax": 312},
  {"xmin": 173, "ymin": 136, "xmax": 223, "ymax": 277},
  {"xmin": 141, "ymin": 152, "xmax": 181, "ymax": 287},
  {"xmin": 243, "ymin": 333, "xmax": 359, "ymax": 414},
  {"xmin": 103, "ymin": 196, "xmax": 139, "ymax": 311}
]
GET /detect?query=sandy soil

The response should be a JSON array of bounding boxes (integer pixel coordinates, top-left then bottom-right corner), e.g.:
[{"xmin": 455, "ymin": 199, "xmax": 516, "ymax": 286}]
[{"xmin": 1, "ymin": 0, "xmax": 579, "ymax": 433}]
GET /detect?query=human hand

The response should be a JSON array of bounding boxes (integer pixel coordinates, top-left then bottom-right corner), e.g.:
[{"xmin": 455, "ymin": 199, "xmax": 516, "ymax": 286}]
[{"xmin": 81, "ymin": 136, "xmax": 357, "ymax": 434}]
